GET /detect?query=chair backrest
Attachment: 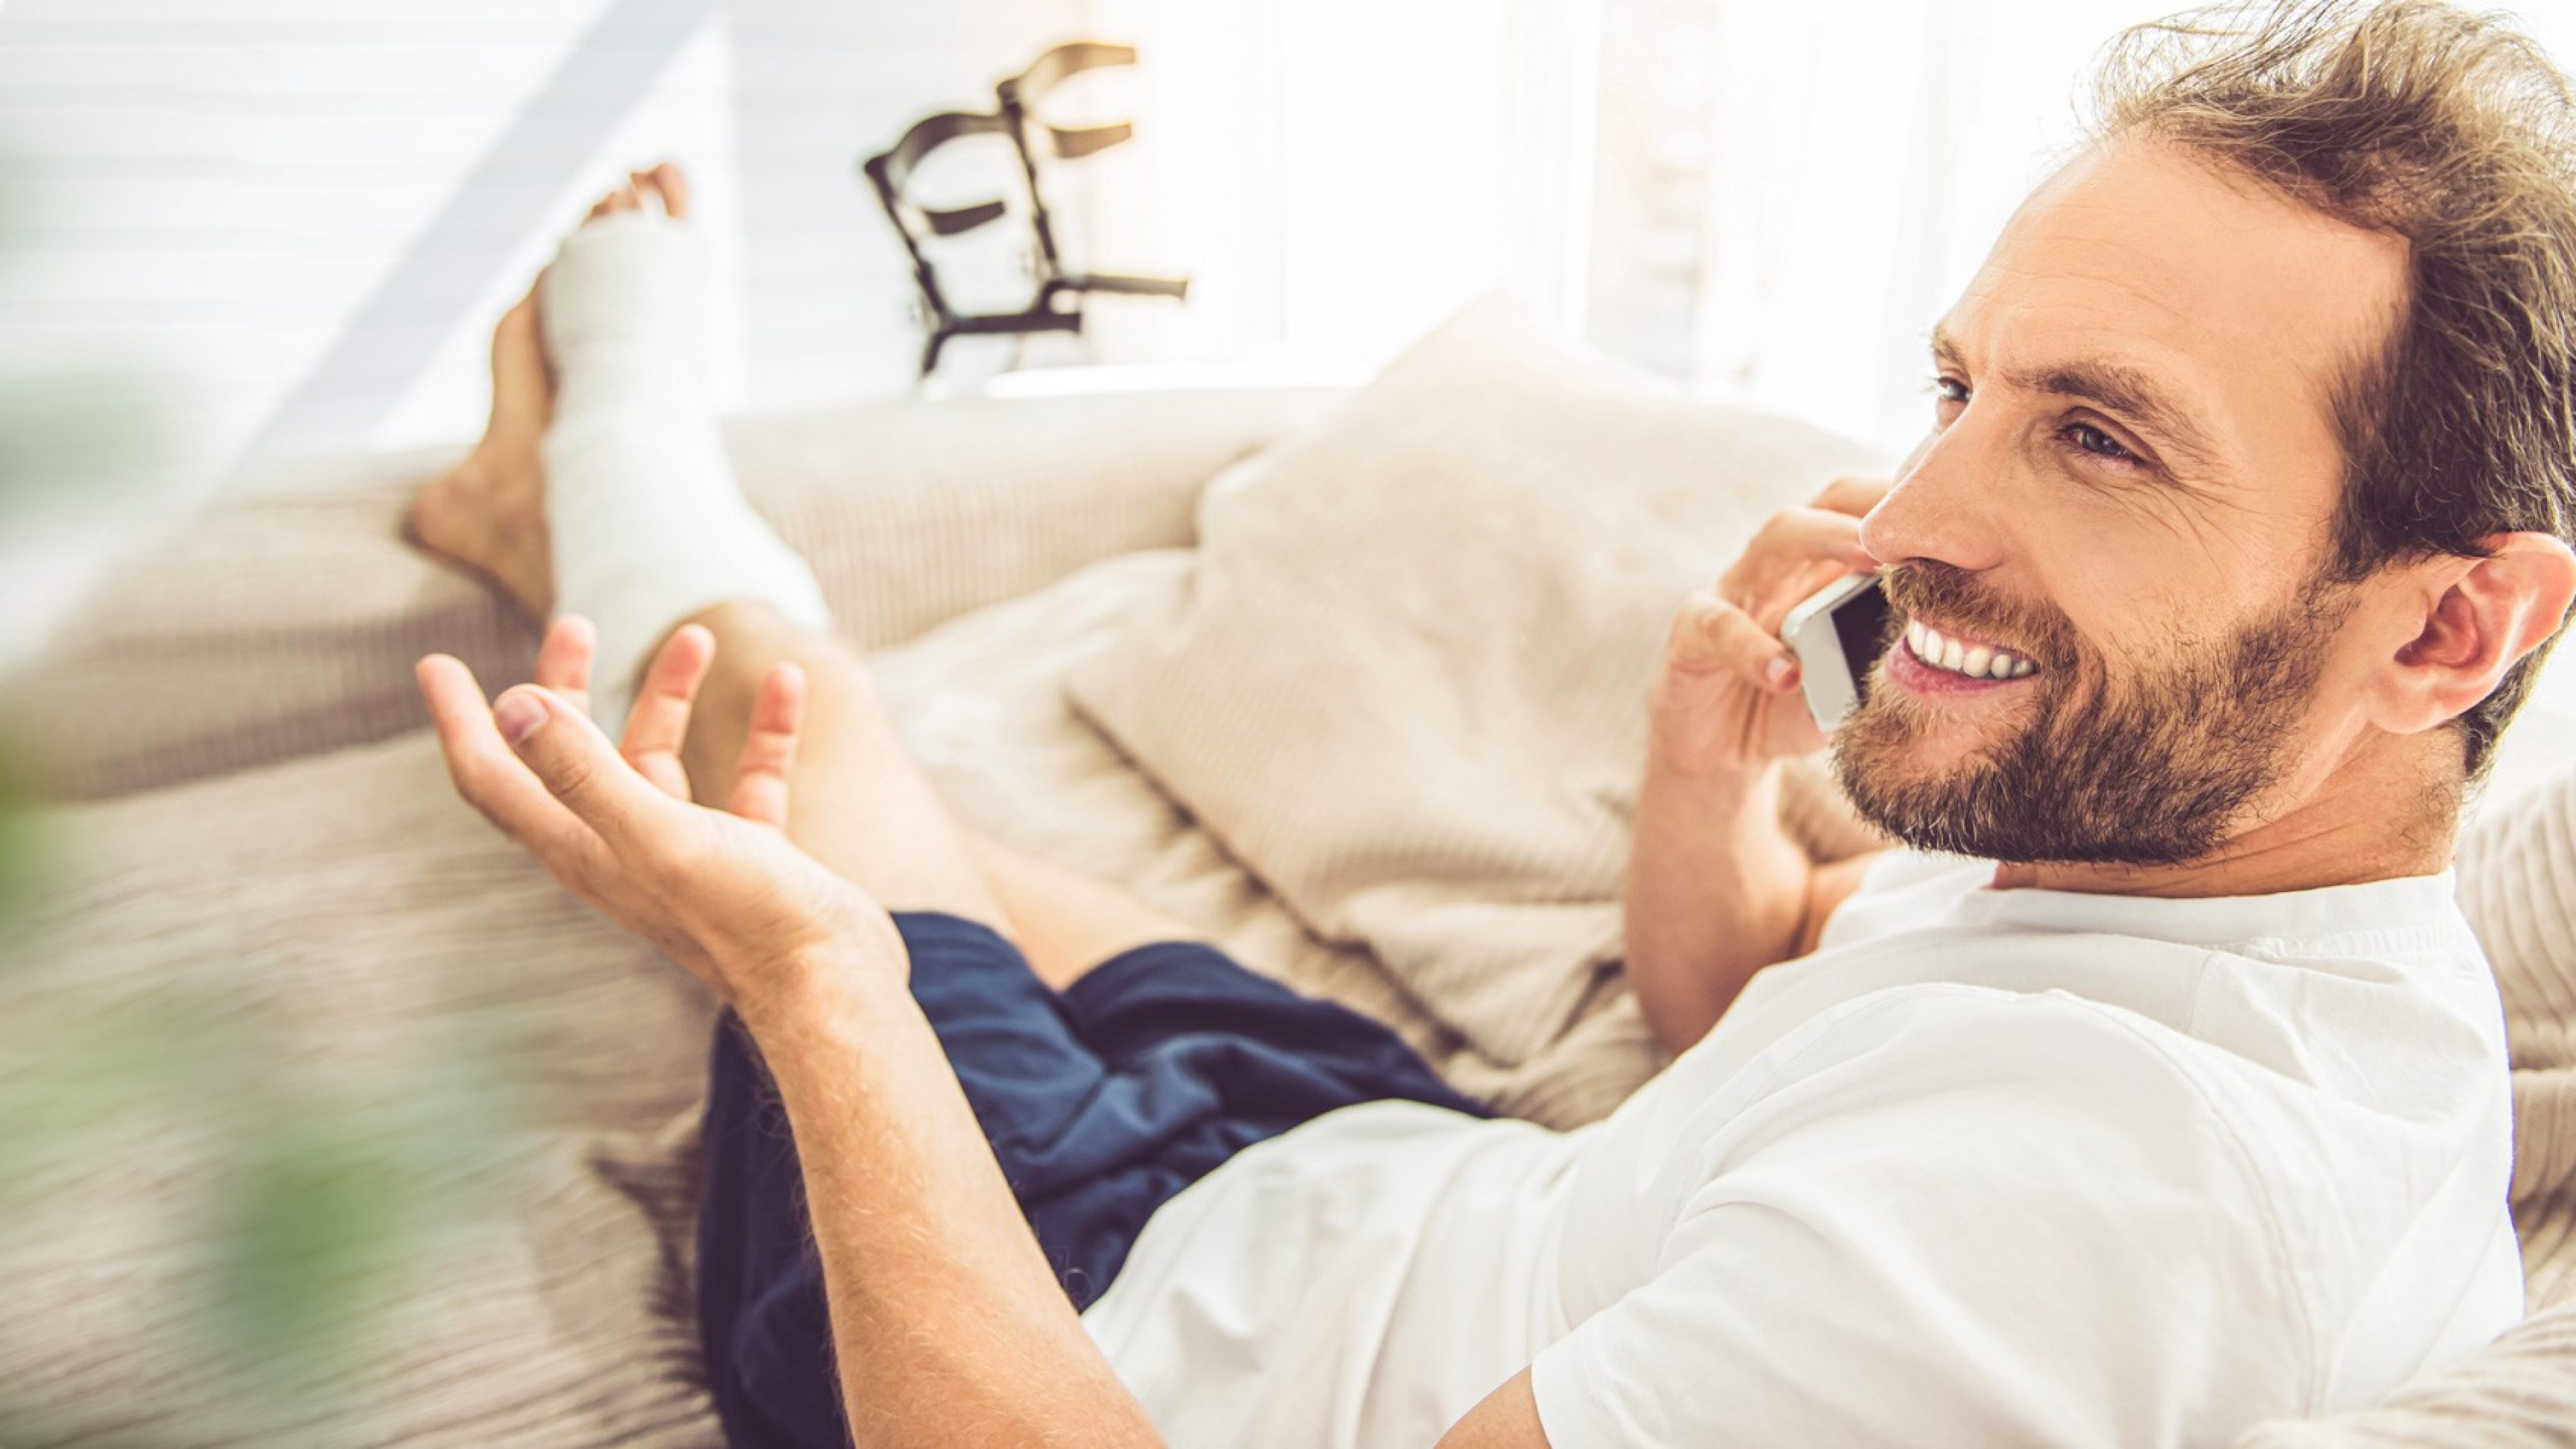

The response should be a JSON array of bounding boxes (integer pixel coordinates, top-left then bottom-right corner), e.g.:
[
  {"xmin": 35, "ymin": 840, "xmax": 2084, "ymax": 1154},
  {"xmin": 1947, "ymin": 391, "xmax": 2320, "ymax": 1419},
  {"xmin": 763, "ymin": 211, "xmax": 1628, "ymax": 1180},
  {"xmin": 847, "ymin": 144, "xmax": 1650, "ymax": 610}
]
[
  {"xmin": 862, "ymin": 108, "xmax": 1016, "ymax": 239},
  {"xmin": 997, "ymin": 42, "xmax": 1142, "ymax": 274},
  {"xmin": 998, "ymin": 42, "xmax": 1141, "ymax": 162},
  {"xmin": 860, "ymin": 108, "xmax": 1021, "ymax": 328}
]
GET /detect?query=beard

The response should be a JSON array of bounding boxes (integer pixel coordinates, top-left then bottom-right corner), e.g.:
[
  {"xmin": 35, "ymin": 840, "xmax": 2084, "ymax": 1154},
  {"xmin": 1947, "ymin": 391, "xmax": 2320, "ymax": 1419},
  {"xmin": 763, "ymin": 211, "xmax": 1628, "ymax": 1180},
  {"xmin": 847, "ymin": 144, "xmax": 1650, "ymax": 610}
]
[{"xmin": 1830, "ymin": 560, "xmax": 2353, "ymax": 866}]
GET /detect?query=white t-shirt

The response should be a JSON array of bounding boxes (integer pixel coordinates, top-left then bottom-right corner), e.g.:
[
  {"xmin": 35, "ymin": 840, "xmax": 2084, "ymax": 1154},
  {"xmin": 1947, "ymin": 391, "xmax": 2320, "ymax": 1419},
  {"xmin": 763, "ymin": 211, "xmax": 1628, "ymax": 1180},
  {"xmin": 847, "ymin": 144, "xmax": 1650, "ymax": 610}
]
[{"xmin": 1079, "ymin": 852, "xmax": 2523, "ymax": 1448}]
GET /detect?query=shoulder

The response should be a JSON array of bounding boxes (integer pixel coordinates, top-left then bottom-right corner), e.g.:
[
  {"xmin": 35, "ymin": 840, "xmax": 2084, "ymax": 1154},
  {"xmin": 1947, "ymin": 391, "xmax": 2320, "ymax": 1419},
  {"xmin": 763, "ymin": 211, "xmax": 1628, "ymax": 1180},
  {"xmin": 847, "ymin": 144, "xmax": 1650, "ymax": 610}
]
[
  {"xmin": 1701, "ymin": 979, "xmax": 2306, "ymax": 1326},
  {"xmin": 1721, "ymin": 975, "xmax": 2235, "ymax": 1133},
  {"xmin": 1533, "ymin": 984, "xmax": 2322, "ymax": 1446}
]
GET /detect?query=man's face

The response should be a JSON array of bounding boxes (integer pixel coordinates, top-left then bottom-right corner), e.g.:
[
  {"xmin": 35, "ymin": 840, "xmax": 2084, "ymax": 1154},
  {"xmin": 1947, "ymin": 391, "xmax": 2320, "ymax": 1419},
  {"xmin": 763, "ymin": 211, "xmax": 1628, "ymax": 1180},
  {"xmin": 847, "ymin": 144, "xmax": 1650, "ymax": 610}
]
[{"xmin": 1832, "ymin": 138, "xmax": 2412, "ymax": 865}]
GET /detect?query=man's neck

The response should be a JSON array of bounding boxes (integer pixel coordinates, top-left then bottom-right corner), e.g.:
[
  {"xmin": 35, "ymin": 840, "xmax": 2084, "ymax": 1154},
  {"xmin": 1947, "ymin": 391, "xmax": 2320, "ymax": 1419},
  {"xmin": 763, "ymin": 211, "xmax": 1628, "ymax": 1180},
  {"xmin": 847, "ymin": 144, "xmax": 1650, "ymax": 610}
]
[{"xmin": 1986, "ymin": 737, "xmax": 2459, "ymax": 898}]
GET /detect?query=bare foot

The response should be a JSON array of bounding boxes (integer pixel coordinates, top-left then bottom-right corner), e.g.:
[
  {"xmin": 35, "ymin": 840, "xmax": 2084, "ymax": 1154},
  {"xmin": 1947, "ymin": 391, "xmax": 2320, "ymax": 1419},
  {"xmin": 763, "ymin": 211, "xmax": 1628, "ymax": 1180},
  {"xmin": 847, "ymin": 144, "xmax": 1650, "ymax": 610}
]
[
  {"xmin": 404, "ymin": 162, "xmax": 693, "ymax": 619},
  {"xmin": 404, "ymin": 289, "xmax": 557, "ymax": 619}
]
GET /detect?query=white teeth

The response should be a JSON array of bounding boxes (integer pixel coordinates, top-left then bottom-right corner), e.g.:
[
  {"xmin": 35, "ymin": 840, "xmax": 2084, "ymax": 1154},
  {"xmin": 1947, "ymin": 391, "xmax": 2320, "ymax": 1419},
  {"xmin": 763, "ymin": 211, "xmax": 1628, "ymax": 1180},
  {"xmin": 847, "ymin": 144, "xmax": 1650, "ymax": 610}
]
[{"xmin": 1905, "ymin": 616, "xmax": 2037, "ymax": 681}]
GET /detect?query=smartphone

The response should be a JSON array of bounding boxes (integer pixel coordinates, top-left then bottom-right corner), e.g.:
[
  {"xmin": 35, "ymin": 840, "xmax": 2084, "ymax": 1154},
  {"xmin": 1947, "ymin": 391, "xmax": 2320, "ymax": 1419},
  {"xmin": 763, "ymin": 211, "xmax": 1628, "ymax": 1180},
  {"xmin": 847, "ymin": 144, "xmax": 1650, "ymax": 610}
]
[{"xmin": 1778, "ymin": 573, "xmax": 1891, "ymax": 731}]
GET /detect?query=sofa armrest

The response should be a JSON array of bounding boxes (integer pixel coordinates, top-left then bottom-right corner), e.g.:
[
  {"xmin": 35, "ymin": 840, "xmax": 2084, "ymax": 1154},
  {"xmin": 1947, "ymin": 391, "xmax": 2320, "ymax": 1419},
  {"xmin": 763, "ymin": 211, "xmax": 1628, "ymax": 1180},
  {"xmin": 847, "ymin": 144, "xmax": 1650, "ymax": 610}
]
[{"xmin": 1, "ymin": 386, "xmax": 1343, "ymax": 800}]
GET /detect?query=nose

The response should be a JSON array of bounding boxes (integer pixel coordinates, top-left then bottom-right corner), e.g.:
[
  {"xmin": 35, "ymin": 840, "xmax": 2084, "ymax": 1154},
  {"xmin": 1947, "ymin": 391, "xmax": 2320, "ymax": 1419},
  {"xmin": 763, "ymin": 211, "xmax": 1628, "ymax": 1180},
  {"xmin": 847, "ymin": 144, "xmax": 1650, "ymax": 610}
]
[{"xmin": 1858, "ymin": 420, "xmax": 2008, "ymax": 574}]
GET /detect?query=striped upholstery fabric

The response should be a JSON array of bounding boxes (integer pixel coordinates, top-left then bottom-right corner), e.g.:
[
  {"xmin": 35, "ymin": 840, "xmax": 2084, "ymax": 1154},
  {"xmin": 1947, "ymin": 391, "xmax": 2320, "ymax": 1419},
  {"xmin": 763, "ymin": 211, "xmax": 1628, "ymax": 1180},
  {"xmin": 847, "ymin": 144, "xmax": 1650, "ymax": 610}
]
[{"xmin": 1, "ymin": 386, "xmax": 1342, "ymax": 802}]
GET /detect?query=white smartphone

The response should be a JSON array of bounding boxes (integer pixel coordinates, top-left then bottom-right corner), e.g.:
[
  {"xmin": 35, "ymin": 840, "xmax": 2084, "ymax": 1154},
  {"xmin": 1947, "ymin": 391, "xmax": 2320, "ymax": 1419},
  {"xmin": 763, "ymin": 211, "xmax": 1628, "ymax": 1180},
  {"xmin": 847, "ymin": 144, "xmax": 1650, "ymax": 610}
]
[{"xmin": 1778, "ymin": 573, "xmax": 1891, "ymax": 731}]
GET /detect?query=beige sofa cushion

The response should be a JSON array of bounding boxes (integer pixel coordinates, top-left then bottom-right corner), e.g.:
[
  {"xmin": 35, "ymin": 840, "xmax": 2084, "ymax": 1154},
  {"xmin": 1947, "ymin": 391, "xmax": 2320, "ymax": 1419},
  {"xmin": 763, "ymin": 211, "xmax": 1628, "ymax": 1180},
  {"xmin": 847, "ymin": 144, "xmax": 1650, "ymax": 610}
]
[
  {"xmin": 1068, "ymin": 299, "xmax": 1887, "ymax": 1067},
  {"xmin": 2459, "ymin": 759, "xmax": 2576, "ymax": 1320},
  {"xmin": 1, "ymin": 731, "xmax": 722, "ymax": 1445},
  {"xmin": 0, "ymin": 386, "xmax": 1339, "ymax": 802}
]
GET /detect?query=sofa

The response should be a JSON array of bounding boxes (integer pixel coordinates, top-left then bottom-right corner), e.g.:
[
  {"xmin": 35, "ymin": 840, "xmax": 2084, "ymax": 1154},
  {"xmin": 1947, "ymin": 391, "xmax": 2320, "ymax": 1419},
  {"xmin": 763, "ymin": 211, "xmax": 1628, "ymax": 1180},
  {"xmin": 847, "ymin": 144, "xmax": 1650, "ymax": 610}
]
[{"xmin": 3, "ymin": 303, "xmax": 2571, "ymax": 1446}]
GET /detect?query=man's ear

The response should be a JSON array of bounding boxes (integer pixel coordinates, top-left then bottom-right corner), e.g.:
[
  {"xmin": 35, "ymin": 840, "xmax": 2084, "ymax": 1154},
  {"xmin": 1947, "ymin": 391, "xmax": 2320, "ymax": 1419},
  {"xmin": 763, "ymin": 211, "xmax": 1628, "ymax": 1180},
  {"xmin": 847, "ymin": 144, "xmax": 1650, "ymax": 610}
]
[{"xmin": 2375, "ymin": 531, "xmax": 2576, "ymax": 733}]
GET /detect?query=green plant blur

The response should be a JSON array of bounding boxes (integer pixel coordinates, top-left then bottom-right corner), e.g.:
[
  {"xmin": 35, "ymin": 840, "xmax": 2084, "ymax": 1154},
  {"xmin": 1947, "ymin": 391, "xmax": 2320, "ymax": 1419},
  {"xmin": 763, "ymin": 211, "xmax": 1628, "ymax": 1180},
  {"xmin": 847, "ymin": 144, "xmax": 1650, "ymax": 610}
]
[{"xmin": 0, "ymin": 144, "xmax": 530, "ymax": 1448}]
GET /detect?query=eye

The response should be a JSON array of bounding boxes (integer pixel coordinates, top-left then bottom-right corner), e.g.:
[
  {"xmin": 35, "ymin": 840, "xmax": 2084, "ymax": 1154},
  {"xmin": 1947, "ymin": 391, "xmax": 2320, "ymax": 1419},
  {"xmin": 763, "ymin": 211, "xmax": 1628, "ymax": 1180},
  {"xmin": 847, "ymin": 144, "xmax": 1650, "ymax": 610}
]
[
  {"xmin": 2063, "ymin": 421, "xmax": 2139, "ymax": 464},
  {"xmin": 1929, "ymin": 374, "xmax": 1969, "ymax": 417}
]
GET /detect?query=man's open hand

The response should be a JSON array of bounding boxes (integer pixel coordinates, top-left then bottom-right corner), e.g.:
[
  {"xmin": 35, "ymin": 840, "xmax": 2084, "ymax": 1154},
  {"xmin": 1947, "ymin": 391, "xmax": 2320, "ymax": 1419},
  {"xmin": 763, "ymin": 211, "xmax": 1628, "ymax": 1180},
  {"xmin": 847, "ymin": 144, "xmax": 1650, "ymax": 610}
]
[
  {"xmin": 1649, "ymin": 476, "xmax": 1888, "ymax": 779},
  {"xmin": 416, "ymin": 617, "xmax": 905, "ymax": 1004}
]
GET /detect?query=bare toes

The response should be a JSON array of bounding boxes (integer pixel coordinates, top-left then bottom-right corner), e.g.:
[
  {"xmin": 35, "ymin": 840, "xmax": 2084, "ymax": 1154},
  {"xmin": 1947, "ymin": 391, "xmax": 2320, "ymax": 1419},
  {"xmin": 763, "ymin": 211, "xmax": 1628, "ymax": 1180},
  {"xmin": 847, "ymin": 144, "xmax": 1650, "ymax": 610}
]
[{"xmin": 645, "ymin": 161, "xmax": 691, "ymax": 220}]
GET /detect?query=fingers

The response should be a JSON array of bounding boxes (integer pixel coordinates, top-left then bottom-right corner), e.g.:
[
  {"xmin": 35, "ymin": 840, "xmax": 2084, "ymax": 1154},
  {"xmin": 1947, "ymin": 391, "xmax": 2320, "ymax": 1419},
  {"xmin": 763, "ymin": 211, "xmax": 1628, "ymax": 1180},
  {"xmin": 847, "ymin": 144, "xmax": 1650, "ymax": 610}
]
[
  {"xmin": 727, "ymin": 662, "xmax": 806, "ymax": 828},
  {"xmin": 490, "ymin": 684, "xmax": 679, "ymax": 852},
  {"xmin": 1720, "ymin": 507, "xmax": 1880, "ymax": 623},
  {"xmin": 534, "ymin": 615, "xmax": 597, "ymax": 717},
  {"xmin": 1667, "ymin": 591, "xmax": 1805, "ymax": 696},
  {"xmin": 621, "ymin": 625, "xmax": 716, "ymax": 798},
  {"xmin": 1812, "ymin": 476, "xmax": 1893, "ymax": 518},
  {"xmin": 1745, "ymin": 507, "xmax": 1879, "ymax": 574},
  {"xmin": 416, "ymin": 654, "xmax": 607, "ymax": 863}
]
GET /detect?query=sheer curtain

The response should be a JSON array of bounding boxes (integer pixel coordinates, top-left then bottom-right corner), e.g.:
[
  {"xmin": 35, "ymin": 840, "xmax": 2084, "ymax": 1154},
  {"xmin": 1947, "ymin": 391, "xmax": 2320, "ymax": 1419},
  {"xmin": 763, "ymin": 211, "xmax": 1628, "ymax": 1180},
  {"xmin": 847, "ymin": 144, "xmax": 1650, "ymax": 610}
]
[
  {"xmin": 1682, "ymin": 0, "xmax": 2221, "ymax": 455},
  {"xmin": 1071, "ymin": 0, "xmax": 1602, "ymax": 378},
  {"xmin": 1654, "ymin": 1, "xmax": 2576, "ymax": 455}
]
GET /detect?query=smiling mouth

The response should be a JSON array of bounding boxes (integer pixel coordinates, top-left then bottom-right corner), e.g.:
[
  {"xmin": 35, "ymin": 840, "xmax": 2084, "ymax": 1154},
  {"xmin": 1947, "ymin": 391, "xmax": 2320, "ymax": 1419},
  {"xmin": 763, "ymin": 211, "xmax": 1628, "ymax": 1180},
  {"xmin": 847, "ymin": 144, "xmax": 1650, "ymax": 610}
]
[{"xmin": 1901, "ymin": 617, "xmax": 2038, "ymax": 681}]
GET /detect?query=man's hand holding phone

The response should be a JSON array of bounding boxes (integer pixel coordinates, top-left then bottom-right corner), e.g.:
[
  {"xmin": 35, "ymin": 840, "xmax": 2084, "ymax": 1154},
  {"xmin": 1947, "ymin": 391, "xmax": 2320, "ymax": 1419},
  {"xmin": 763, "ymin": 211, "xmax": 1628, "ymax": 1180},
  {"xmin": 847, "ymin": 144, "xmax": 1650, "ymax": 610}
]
[
  {"xmin": 1626, "ymin": 475, "xmax": 1891, "ymax": 1053},
  {"xmin": 1648, "ymin": 476, "xmax": 1889, "ymax": 781}
]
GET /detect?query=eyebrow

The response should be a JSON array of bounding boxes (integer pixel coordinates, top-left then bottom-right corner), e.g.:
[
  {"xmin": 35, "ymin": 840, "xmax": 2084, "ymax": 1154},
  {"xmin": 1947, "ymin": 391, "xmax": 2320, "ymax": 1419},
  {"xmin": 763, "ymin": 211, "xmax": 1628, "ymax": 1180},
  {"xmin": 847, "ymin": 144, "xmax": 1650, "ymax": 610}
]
[{"xmin": 1929, "ymin": 323, "xmax": 2225, "ymax": 476}]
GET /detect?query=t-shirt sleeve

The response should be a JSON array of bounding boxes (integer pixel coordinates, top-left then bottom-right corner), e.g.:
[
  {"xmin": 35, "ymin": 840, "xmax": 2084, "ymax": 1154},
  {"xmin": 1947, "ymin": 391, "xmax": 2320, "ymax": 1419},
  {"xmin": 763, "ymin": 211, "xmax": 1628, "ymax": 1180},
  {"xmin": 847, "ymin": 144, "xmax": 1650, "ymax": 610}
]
[{"xmin": 1526, "ymin": 986, "xmax": 2311, "ymax": 1449}]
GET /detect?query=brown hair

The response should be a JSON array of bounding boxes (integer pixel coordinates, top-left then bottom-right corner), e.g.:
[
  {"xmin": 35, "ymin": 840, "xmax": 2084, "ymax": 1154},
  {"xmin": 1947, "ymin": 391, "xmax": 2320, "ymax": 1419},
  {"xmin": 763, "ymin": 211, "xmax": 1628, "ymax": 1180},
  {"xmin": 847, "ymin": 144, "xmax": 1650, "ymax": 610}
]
[{"xmin": 2090, "ymin": 0, "xmax": 2576, "ymax": 778}]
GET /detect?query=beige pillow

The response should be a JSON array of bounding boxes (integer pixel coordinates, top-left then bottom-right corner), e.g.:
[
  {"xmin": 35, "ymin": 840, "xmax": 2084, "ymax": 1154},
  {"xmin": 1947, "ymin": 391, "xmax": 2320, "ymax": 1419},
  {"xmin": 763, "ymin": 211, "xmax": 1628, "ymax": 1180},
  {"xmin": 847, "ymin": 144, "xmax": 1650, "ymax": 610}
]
[
  {"xmin": 1069, "ymin": 298, "xmax": 1888, "ymax": 1066},
  {"xmin": 2457, "ymin": 757, "xmax": 2576, "ymax": 1297}
]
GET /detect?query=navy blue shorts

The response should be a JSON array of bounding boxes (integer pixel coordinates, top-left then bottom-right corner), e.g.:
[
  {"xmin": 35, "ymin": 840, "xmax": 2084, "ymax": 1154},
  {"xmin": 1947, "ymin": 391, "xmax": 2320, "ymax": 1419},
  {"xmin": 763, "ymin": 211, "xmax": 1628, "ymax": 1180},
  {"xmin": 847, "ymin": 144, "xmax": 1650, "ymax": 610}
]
[{"xmin": 694, "ymin": 910, "xmax": 1486, "ymax": 1448}]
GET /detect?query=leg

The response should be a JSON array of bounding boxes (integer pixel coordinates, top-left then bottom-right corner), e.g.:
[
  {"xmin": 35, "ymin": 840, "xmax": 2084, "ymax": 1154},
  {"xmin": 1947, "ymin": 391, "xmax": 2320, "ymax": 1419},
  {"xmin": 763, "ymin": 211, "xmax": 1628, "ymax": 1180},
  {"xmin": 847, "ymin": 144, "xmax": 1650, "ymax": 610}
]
[
  {"xmin": 970, "ymin": 837, "xmax": 1206, "ymax": 991},
  {"xmin": 676, "ymin": 600, "xmax": 1201, "ymax": 985},
  {"xmin": 403, "ymin": 173, "xmax": 669, "ymax": 620},
  {"xmin": 410, "ymin": 162, "xmax": 1193, "ymax": 979},
  {"xmin": 402, "ymin": 287, "xmax": 554, "ymax": 619},
  {"xmin": 673, "ymin": 600, "xmax": 1007, "ymax": 932}
]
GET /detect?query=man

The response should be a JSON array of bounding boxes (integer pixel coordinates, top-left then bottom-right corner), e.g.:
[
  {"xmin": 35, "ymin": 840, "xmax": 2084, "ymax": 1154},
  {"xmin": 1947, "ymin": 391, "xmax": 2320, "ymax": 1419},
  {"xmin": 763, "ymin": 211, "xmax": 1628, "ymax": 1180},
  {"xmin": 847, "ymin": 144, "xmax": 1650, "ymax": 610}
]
[{"xmin": 408, "ymin": 1, "xmax": 2576, "ymax": 1444}]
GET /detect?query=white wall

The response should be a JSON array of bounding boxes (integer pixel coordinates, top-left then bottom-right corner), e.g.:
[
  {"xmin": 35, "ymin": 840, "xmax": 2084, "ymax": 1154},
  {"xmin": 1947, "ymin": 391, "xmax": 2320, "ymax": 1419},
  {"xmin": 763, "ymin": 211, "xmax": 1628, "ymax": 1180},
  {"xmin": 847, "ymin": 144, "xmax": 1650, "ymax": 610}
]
[
  {"xmin": 0, "ymin": 0, "xmax": 1097, "ymax": 488},
  {"xmin": 0, "ymin": 0, "xmax": 1610, "ymax": 664},
  {"xmin": 0, "ymin": 0, "xmax": 1606, "ymax": 500}
]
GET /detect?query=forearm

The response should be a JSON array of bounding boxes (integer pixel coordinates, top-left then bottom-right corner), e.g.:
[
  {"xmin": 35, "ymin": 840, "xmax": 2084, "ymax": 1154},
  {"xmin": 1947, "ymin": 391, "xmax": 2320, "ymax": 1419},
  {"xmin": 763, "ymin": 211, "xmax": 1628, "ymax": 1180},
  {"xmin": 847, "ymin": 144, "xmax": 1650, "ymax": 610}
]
[
  {"xmin": 1622, "ymin": 756, "xmax": 1815, "ymax": 1055},
  {"xmin": 737, "ymin": 958, "xmax": 1160, "ymax": 1449}
]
